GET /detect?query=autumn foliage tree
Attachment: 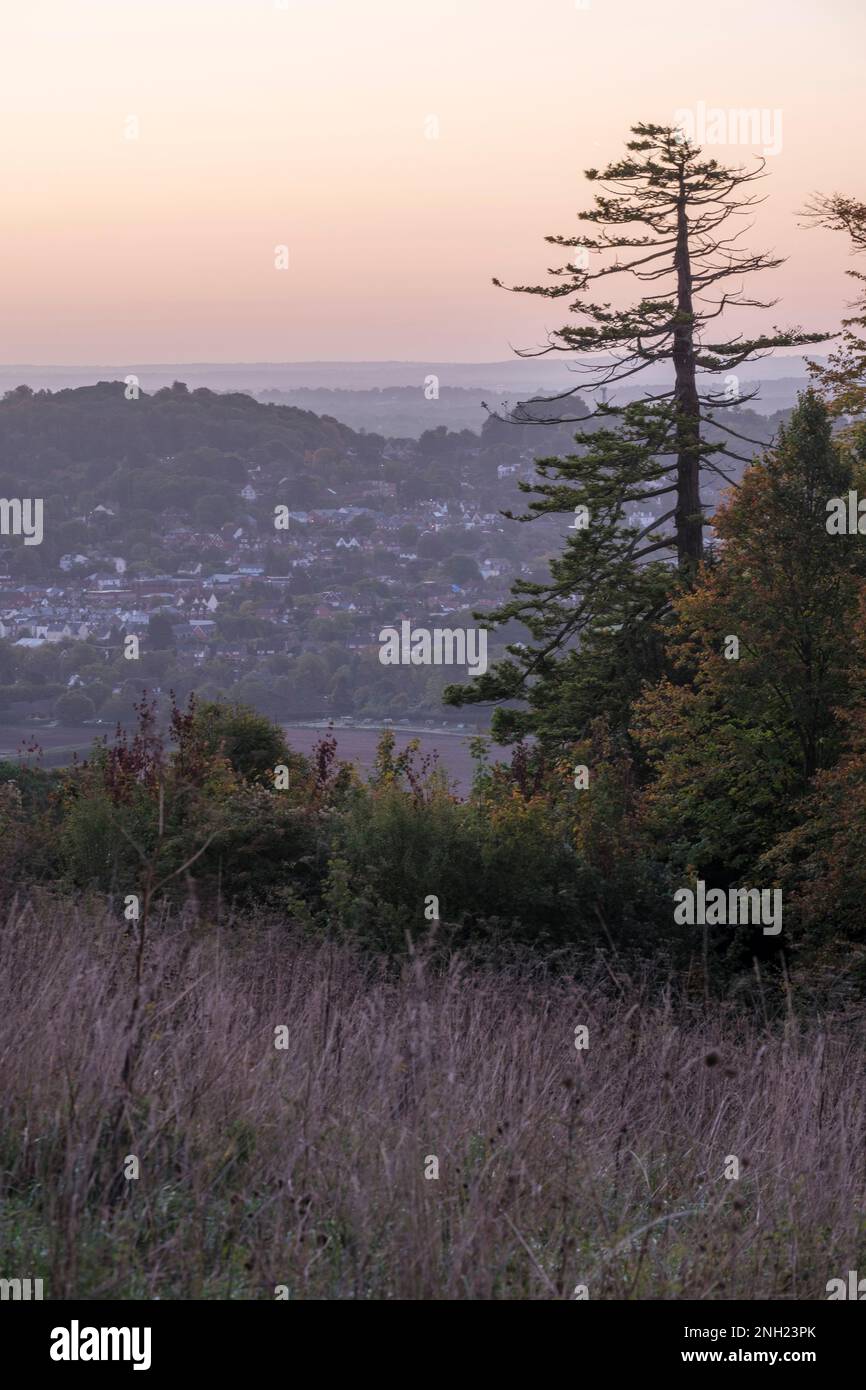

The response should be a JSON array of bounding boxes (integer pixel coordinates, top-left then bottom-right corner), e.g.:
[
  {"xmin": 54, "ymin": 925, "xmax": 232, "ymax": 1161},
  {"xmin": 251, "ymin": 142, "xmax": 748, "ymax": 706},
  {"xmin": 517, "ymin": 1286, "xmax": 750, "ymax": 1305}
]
[
  {"xmin": 762, "ymin": 594, "xmax": 866, "ymax": 990},
  {"xmin": 633, "ymin": 391, "xmax": 866, "ymax": 881}
]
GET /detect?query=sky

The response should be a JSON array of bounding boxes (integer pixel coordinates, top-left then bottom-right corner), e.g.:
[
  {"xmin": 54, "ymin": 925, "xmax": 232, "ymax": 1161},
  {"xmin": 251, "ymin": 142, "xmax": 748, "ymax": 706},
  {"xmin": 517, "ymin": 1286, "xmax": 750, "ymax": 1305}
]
[{"xmin": 0, "ymin": 0, "xmax": 862, "ymax": 364}]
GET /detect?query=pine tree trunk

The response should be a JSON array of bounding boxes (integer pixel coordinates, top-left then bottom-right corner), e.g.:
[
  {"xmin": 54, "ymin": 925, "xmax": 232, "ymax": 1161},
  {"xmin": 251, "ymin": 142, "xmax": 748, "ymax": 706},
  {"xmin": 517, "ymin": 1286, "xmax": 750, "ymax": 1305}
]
[{"xmin": 672, "ymin": 188, "xmax": 704, "ymax": 570}]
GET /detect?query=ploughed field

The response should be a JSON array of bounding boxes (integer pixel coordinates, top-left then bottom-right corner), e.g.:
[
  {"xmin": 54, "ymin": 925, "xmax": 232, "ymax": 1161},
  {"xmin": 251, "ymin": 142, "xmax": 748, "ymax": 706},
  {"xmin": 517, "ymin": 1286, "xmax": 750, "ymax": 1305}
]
[{"xmin": 0, "ymin": 721, "xmax": 488, "ymax": 794}]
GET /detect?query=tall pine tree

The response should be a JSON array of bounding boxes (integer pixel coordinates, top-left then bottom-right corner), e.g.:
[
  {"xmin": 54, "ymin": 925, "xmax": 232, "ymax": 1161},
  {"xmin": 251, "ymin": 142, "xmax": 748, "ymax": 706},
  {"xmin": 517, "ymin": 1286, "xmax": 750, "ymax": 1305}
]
[{"xmin": 447, "ymin": 123, "xmax": 827, "ymax": 747}]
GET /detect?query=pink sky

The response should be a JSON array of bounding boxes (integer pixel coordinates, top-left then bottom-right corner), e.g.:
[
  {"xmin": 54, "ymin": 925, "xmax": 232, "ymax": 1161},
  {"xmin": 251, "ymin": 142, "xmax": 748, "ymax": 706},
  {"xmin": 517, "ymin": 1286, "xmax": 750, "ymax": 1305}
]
[{"xmin": 1, "ymin": 0, "xmax": 862, "ymax": 363}]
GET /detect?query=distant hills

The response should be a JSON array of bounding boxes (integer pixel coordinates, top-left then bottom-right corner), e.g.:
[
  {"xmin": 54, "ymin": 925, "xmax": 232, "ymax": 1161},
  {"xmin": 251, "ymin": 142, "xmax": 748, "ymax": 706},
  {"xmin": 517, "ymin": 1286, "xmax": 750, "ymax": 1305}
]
[
  {"xmin": 0, "ymin": 357, "xmax": 821, "ymax": 437},
  {"xmin": 0, "ymin": 355, "xmax": 820, "ymax": 393}
]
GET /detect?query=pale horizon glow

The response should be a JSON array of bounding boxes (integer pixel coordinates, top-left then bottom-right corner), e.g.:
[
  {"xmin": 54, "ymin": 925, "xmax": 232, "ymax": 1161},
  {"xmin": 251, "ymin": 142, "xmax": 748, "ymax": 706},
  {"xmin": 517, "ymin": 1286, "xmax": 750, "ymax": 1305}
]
[{"xmin": 0, "ymin": 0, "xmax": 862, "ymax": 365}]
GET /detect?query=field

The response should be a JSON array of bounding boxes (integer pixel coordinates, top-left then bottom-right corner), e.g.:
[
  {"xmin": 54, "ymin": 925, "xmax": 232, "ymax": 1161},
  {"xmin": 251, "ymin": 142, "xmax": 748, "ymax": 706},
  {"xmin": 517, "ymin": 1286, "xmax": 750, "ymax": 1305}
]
[
  {"xmin": 280, "ymin": 723, "xmax": 486, "ymax": 794},
  {"xmin": 2, "ymin": 896, "xmax": 864, "ymax": 1300},
  {"xmin": 0, "ymin": 721, "xmax": 488, "ymax": 793}
]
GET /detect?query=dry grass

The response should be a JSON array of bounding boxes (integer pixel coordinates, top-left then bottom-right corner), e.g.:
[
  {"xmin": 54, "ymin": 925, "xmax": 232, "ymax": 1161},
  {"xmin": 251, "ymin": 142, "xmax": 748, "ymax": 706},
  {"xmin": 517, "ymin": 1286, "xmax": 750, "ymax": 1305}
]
[{"xmin": 1, "ymin": 893, "xmax": 864, "ymax": 1300}]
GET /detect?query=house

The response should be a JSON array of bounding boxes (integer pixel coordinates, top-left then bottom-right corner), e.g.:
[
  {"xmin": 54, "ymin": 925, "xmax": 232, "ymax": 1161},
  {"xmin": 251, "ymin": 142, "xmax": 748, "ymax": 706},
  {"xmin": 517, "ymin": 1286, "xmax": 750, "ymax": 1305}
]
[
  {"xmin": 185, "ymin": 593, "xmax": 220, "ymax": 618},
  {"xmin": 172, "ymin": 619, "xmax": 217, "ymax": 644}
]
